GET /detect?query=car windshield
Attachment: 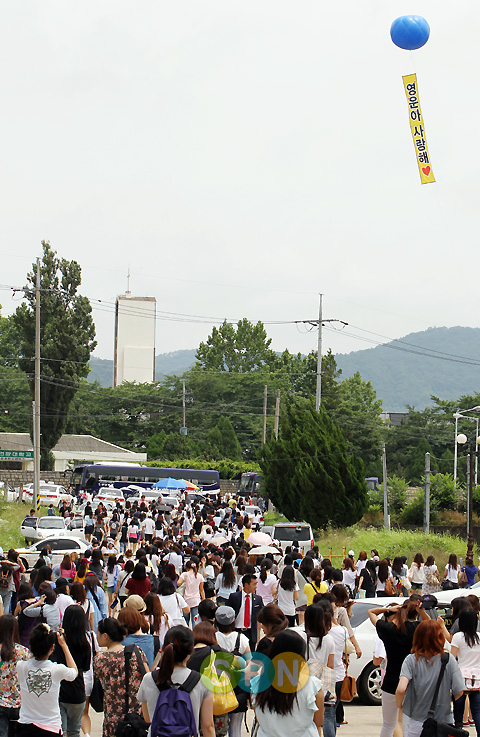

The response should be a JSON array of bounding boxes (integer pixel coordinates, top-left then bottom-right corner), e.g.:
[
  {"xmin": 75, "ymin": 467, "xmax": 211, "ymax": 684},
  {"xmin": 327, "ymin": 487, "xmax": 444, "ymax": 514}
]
[
  {"xmin": 22, "ymin": 518, "xmax": 37, "ymax": 528},
  {"xmin": 38, "ymin": 519, "xmax": 65, "ymax": 529},
  {"xmin": 273, "ymin": 526, "xmax": 311, "ymax": 541},
  {"xmin": 350, "ymin": 602, "xmax": 377, "ymax": 628}
]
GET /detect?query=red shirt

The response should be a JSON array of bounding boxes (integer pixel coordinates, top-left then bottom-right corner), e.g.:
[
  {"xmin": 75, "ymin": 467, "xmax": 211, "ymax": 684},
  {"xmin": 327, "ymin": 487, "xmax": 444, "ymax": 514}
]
[{"xmin": 125, "ymin": 577, "xmax": 151, "ymax": 598}]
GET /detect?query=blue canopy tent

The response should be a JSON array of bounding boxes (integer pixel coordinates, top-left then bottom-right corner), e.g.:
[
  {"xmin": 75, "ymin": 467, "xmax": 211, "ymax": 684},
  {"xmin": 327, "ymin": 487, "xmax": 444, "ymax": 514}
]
[{"xmin": 153, "ymin": 477, "xmax": 188, "ymax": 490}]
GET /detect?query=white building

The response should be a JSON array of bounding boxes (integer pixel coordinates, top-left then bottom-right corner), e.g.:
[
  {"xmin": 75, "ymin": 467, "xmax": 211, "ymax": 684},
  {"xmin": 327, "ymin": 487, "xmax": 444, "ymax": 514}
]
[
  {"xmin": 0, "ymin": 433, "xmax": 147, "ymax": 472},
  {"xmin": 114, "ymin": 294, "xmax": 156, "ymax": 386}
]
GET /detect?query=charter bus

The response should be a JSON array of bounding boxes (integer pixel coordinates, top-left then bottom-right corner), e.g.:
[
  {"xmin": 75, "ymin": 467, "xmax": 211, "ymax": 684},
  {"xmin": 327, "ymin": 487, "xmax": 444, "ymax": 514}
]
[
  {"xmin": 239, "ymin": 471, "xmax": 263, "ymax": 497},
  {"xmin": 69, "ymin": 463, "xmax": 221, "ymax": 496}
]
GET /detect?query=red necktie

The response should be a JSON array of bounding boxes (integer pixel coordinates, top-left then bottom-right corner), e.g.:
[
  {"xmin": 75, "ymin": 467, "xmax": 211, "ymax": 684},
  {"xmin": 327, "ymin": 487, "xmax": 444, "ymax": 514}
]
[{"xmin": 244, "ymin": 594, "xmax": 251, "ymax": 628}]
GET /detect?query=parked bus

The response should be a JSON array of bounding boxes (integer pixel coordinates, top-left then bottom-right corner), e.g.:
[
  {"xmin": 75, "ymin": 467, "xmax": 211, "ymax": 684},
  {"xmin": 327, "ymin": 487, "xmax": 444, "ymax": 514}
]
[
  {"xmin": 239, "ymin": 471, "xmax": 263, "ymax": 497},
  {"xmin": 69, "ymin": 463, "xmax": 220, "ymax": 495}
]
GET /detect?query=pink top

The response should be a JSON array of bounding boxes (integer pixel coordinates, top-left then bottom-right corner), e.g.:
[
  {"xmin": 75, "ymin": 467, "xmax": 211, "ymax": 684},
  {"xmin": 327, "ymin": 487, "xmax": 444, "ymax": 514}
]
[
  {"xmin": 256, "ymin": 573, "xmax": 277, "ymax": 604},
  {"xmin": 183, "ymin": 570, "xmax": 202, "ymax": 607}
]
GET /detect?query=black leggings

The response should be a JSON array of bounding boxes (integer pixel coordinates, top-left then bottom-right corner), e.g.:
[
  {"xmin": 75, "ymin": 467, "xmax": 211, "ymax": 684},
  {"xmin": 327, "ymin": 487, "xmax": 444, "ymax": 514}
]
[{"xmin": 335, "ymin": 681, "xmax": 344, "ymax": 724}]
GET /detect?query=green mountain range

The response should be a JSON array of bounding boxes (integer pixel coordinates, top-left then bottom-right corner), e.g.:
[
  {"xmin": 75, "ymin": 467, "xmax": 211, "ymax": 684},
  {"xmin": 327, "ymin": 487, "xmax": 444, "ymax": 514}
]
[{"xmin": 88, "ymin": 327, "xmax": 480, "ymax": 411}]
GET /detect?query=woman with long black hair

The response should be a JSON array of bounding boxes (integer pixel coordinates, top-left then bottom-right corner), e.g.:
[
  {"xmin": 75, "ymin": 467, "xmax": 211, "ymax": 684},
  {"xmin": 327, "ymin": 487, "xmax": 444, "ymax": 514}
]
[
  {"xmin": 137, "ymin": 625, "xmax": 215, "ymax": 737},
  {"xmin": 0, "ymin": 615, "xmax": 29, "ymax": 737},
  {"xmin": 277, "ymin": 566, "xmax": 299, "ymax": 626},
  {"xmin": 253, "ymin": 629, "xmax": 324, "ymax": 737},
  {"xmin": 84, "ymin": 574, "xmax": 108, "ymax": 631},
  {"xmin": 13, "ymin": 583, "xmax": 38, "ymax": 648},
  {"xmin": 300, "ymin": 604, "xmax": 336, "ymax": 737},
  {"xmin": 51, "ymin": 606, "xmax": 91, "ymax": 737},
  {"xmin": 255, "ymin": 559, "xmax": 277, "ymax": 608},
  {"xmin": 215, "ymin": 561, "xmax": 238, "ymax": 606}
]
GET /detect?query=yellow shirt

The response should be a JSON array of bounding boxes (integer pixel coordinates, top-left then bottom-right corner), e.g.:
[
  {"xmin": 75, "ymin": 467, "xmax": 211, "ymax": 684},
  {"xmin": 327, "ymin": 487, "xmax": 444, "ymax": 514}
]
[{"xmin": 304, "ymin": 580, "xmax": 328, "ymax": 605}]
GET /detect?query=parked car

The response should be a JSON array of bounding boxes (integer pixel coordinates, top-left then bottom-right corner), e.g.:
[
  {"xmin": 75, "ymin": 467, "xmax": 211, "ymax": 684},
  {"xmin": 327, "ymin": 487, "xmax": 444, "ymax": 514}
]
[
  {"xmin": 271, "ymin": 522, "xmax": 314, "ymax": 554},
  {"xmin": 21, "ymin": 483, "xmax": 73, "ymax": 507},
  {"xmin": 242, "ymin": 505, "xmax": 264, "ymax": 525},
  {"xmin": 15, "ymin": 536, "xmax": 90, "ymax": 569},
  {"xmin": 20, "ymin": 515, "xmax": 67, "ymax": 544},
  {"xmin": 348, "ymin": 588, "xmax": 472, "ymax": 705},
  {"xmin": 77, "ymin": 500, "xmax": 115, "ymax": 515},
  {"xmin": 95, "ymin": 488, "xmax": 125, "ymax": 505}
]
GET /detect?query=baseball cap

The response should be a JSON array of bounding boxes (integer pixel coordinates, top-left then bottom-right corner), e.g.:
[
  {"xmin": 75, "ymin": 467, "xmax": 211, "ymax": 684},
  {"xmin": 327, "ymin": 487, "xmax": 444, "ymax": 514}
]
[{"xmin": 215, "ymin": 605, "xmax": 235, "ymax": 625}]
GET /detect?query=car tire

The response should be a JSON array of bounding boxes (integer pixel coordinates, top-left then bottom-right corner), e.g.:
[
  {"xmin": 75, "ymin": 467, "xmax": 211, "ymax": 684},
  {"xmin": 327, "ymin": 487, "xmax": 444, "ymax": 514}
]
[{"xmin": 357, "ymin": 661, "xmax": 382, "ymax": 706}]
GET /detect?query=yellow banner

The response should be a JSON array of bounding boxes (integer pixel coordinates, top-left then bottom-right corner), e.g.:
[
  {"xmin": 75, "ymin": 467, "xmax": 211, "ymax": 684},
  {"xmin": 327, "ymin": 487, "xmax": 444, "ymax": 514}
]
[{"xmin": 402, "ymin": 73, "xmax": 435, "ymax": 185}]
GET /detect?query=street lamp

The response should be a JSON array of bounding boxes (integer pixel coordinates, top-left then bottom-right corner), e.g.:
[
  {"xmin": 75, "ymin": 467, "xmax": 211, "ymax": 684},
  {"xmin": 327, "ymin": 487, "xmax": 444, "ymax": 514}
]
[
  {"xmin": 456, "ymin": 432, "xmax": 480, "ymax": 561},
  {"xmin": 454, "ymin": 406, "xmax": 480, "ymax": 488}
]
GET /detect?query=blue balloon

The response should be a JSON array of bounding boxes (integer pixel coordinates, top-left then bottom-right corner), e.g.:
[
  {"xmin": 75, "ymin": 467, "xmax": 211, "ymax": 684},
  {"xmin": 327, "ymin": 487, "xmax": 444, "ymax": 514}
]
[{"xmin": 390, "ymin": 15, "xmax": 430, "ymax": 50}]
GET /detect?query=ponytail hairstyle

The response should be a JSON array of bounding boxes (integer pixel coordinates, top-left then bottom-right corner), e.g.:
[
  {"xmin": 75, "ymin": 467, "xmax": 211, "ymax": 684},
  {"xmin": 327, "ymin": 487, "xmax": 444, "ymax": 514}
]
[
  {"xmin": 260, "ymin": 558, "xmax": 273, "ymax": 584},
  {"xmin": 185, "ymin": 560, "xmax": 198, "ymax": 578},
  {"xmin": 154, "ymin": 625, "xmax": 194, "ymax": 685},
  {"xmin": 97, "ymin": 617, "xmax": 128, "ymax": 643}
]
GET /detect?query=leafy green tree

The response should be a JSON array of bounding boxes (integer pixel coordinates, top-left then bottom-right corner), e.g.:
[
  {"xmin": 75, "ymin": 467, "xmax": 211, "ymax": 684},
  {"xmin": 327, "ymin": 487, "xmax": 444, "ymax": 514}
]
[
  {"xmin": 14, "ymin": 241, "xmax": 96, "ymax": 468},
  {"xmin": 387, "ymin": 474, "xmax": 409, "ymax": 516},
  {"xmin": 259, "ymin": 397, "xmax": 369, "ymax": 529},
  {"xmin": 195, "ymin": 319, "xmax": 276, "ymax": 372},
  {"xmin": 333, "ymin": 372, "xmax": 384, "ymax": 477},
  {"xmin": 428, "ymin": 472, "xmax": 458, "ymax": 511}
]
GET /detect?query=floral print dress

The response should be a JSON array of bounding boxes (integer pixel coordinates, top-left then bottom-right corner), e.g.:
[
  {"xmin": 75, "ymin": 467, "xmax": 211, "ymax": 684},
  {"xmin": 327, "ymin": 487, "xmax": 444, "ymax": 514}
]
[
  {"xmin": 93, "ymin": 648, "xmax": 148, "ymax": 737},
  {"xmin": 0, "ymin": 643, "xmax": 30, "ymax": 708}
]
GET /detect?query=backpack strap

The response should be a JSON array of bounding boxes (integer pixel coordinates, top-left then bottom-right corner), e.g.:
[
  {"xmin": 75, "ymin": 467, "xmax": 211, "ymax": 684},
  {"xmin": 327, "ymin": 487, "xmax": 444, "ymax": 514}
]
[
  {"xmin": 178, "ymin": 670, "xmax": 201, "ymax": 693},
  {"xmin": 153, "ymin": 636, "xmax": 160, "ymax": 659},
  {"xmin": 427, "ymin": 652, "xmax": 449, "ymax": 717}
]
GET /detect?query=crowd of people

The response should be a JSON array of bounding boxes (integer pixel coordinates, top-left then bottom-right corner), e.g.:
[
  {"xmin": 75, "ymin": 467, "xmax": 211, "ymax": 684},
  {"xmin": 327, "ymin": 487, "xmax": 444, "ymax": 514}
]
[{"xmin": 0, "ymin": 489, "xmax": 479, "ymax": 737}]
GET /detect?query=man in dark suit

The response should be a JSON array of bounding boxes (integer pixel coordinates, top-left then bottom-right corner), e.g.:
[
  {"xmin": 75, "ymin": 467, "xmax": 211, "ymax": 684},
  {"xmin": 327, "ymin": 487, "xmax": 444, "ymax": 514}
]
[{"xmin": 227, "ymin": 573, "xmax": 263, "ymax": 649}]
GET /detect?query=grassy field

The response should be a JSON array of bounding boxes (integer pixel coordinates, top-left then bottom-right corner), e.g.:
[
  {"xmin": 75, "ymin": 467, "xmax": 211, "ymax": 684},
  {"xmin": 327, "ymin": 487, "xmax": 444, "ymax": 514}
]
[
  {"xmin": 0, "ymin": 500, "xmax": 50, "ymax": 551},
  {"xmin": 263, "ymin": 512, "xmax": 476, "ymax": 572}
]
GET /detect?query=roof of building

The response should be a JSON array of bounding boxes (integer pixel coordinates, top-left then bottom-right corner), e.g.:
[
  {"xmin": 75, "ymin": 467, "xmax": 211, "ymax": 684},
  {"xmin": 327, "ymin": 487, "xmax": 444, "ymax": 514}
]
[{"xmin": 0, "ymin": 433, "xmax": 140, "ymax": 455}]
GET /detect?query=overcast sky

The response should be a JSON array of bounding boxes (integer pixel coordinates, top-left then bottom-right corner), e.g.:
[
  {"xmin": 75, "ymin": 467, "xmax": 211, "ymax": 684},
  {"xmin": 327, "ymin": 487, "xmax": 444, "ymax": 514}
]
[{"xmin": 1, "ymin": 2, "xmax": 478, "ymax": 362}]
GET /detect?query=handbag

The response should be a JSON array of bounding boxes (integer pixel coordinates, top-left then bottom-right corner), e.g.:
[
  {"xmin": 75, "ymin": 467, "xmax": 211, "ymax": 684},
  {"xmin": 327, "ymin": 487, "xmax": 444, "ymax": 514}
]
[
  {"xmin": 458, "ymin": 569, "xmax": 468, "ymax": 587},
  {"xmin": 384, "ymin": 578, "xmax": 396, "ymax": 596},
  {"xmin": 419, "ymin": 652, "xmax": 468, "ymax": 737},
  {"xmin": 115, "ymin": 645, "xmax": 150, "ymax": 737},
  {"xmin": 201, "ymin": 651, "xmax": 239, "ymax": 715},
  {"xmin": 339, "ymin": 675, "xmax": 357, "ymax": 702},
  {"xmin": 90, "ymin": 676, "xmax": 104, "ymax": 713}
]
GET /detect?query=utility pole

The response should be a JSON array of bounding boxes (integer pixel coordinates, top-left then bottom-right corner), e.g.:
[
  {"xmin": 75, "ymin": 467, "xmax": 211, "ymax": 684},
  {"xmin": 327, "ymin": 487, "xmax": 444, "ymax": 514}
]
[
  {"xmin": 34, "ymin": 258, "xmax": 41, "ymax": 511},
  {"xmin": 315, "ymin": 294, "xmax": 323, "ymax": 412},
  {"xmin": 274, "ymin": 389, "xmax": 281, "ymax": 440},
  {"xmin": 180, "ymin": 379, "xmax": 187, "ymax": 435},
  {"xmin": 262, "ymin": 385, "xmax": 268, "ymax": 444},
  {"xmin": 424, "ymin": 452, "xmax": 430, "ymax": 534},
  {"xmin": 382, "ymin": 442, "xmax": 390, "ymax": 530},
  {"xmin": 298, "ymin": 298, "xmax": 347, "ymax": 411}
]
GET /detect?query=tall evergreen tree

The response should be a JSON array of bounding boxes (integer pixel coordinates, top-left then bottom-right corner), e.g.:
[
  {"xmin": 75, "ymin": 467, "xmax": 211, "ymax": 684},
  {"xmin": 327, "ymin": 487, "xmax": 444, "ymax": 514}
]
[{"xmin": 260, "ymin": 397, "xmax": 368, "ymax": 528}]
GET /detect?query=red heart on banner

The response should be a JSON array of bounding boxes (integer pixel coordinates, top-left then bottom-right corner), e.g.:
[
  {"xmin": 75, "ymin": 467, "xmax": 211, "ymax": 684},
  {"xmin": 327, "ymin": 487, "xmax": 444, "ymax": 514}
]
[{"xmin": 421, "ymin": 166, "xmax": 431, "ymax": 176}]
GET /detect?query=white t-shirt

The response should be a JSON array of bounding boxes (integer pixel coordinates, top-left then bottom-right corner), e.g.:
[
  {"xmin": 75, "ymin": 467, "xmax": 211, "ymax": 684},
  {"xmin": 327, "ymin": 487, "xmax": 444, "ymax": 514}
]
[
  {"xmin": 56, "ymin": 593, "xmax": 75, "ymax": 619},
  {"xmin": 215, "ymin": 631, "xmax": 250, "ymax": 655},
  {"xmin": 294, "ymin": 628, "xmax": 335, "ymax": 666},
  {"xmin": 142, "ymin": 518, "xmax": 156, "ymax": 536},
  {"xmin": 253, "ymin": 675, "xmax": 322, "ymax": 737},
  {"xmin": 342, "ymin": 569, "xmax": 357, "ymax": 591},
  {"xmin": 164, "ymin": 552, "xmax": 183, "ymax": 573},
  {"xmin": 451, "ymin": 631, "xmax": 480, "ymax": 670},
  {"xmin": 105, "ymin": 564, "xmax": 121, "ymax": 588},
  {"xmin": 17, "ymin": 659, "xmax": 76, "ymax": 728},
  {"xmin": 445, "ymin": 565, "xmax": 461, "ymax": 583},
  {"xmin": 328, "ymin": 625, "xmax": 349, "ymax": 682},
  {"xmin": 277, "ymin": 583, "xmax": 299, "ymax": 617},
  {"xmin": 158, "ymin": 593, "xmax": 188, "ymax": 625}
]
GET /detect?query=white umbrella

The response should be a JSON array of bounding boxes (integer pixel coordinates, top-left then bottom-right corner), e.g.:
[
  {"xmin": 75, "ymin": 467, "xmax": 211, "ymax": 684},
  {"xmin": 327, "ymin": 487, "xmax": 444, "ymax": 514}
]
[
  {"xmin": 248, "ymin": 545, "xmax": 283, "ymax": 557},
  {"xmin": 210, "ymin": 535, "xmax": 229, "ymax": 545},
  {"xmin": 248, "ymin": 531, "xmax": 273, "ymax": 546}
]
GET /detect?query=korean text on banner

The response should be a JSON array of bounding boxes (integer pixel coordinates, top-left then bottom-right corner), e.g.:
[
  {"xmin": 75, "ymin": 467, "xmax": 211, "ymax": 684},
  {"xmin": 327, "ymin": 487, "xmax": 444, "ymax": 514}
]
[{"xmin": 402, "ymin": 73, "xmax": 435, "ymax": 185}]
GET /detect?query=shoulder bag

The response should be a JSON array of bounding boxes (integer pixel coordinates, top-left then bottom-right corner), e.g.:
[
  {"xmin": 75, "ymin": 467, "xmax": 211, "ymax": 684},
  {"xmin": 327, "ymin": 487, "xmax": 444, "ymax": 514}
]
[
  {"xmin": 115, "ymin": 645, "xmax": 150, "ymax": 737},
  {"xmin": 419, "ymin": 652, "xmax": 468, "ymax": 737},
  {"xmin": 339, "ymin": 630, "xmax": 357, "ymax": 702}
]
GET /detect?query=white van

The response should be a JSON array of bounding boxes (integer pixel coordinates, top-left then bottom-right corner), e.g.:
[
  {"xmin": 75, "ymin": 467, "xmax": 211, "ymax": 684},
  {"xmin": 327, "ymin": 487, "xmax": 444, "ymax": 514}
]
[{"xmin": 272, "ymin": 522, "xmax": 315, "ymax": 554}]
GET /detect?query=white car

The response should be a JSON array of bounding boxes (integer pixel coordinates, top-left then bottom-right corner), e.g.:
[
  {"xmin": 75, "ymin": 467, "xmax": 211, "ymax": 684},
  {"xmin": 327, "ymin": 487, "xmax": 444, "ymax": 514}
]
[
  {"xmin": 95, "ymin": 488, "xmax": 125, "ymax": 505},
  {"xmin": 20, "ymin": 515, "xmax": 67, "ymax": 543},
  {"xmin": 21, "ymin": 483, "xmax": 73, "ymax": 507},
  {"xmin": 271, "ymin": 522, "xmax": 315, "ymax": 555},
  {"xmin": 348, "ymin": 588, "xmax": 472, "ymax": 705},
  {"xmin": 242, "ymin": 505, "xmax": 264, "ymax": 525},
  {"xmin": 15, "ymin": 536, "xmax": 90, "ymax": 569}
]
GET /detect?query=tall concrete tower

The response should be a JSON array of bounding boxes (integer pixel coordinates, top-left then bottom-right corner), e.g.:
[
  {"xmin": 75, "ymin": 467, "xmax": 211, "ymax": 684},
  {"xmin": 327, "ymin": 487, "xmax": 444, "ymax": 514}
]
[{"xmin": 114, "ymin": 294, "xmax": 156, "ymax": 386}]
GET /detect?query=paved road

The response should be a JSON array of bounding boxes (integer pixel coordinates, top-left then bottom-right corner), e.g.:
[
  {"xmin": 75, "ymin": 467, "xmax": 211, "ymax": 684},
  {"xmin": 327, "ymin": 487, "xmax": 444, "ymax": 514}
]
[{"xmin": 90, "ymin": 700, "xmax": 383, "ymax": 736}]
